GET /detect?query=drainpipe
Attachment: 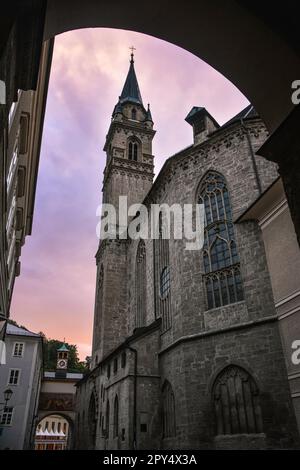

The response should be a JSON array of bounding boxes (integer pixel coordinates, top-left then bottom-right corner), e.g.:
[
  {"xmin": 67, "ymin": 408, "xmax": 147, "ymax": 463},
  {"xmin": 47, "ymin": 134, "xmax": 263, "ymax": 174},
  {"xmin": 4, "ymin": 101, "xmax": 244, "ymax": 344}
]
[
  {"xmin": 128, "ymin": 346, "xmax": 137, "ymax": 450},
  {"xmin": 240, "ymin": 118, "xmax": 262, "ymax": 195}
]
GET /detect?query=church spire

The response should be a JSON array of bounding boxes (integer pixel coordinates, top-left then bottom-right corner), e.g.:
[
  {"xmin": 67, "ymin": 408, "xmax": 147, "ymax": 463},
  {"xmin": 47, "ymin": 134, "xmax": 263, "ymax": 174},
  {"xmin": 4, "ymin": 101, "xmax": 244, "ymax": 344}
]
[{"xmin": 119, "ymin": 50, "xmax": 143, "ymax": 106}]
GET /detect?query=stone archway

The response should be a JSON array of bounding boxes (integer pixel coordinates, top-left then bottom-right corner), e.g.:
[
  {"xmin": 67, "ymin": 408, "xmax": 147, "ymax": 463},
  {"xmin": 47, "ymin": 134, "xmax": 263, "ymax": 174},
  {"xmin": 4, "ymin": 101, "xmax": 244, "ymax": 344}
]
[
  {"xmin": 34, "ymin": 412, "xmax": 74, "ymax": 450},
  {"xmin": 43, "ymin": 0, "xmax": 300, "ymax": 132}
]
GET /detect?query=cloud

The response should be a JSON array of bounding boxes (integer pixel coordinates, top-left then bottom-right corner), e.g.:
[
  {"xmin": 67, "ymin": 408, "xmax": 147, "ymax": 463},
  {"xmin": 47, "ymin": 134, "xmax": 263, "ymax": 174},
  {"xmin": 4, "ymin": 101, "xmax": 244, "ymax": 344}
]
[{"xmin": 11, "ymin": 28, "xmax": 248, "ymax": 360}]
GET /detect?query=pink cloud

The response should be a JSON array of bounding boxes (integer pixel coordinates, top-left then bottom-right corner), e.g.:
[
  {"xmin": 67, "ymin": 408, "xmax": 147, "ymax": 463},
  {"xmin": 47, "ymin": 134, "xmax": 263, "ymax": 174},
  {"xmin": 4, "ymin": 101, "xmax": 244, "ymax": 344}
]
[{"xmin": 11, "ymin": 28, "xmax": 248, "ymax": 359}]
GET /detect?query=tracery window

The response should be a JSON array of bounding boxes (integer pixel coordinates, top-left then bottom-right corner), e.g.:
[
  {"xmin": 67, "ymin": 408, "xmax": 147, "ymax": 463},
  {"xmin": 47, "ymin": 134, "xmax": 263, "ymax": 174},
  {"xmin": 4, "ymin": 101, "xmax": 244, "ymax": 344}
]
[
  {"xmin": 135, "ymin": 240, "xmax": 146, "ymax": 327},
  {"xmin": 162, "ymin": 381, "xmax": 176, "ymax": 438},
  {"xmin": 154, "ymin": 211, "xmax": 172, "ymax": 331},
  {"xmin": 131, "ymin": 108, "xmax": 137, "ymax": 120},
  {"xmin": 160, "ymin": 266, "xmax": 170, "ymax": 300},
  {"xmin": 199, "ymin": 171, "xmax": 244, "ymax": 309},
  {"xmin": 213, "ymin": 365, "xmax": 263, "ymax": 435}
]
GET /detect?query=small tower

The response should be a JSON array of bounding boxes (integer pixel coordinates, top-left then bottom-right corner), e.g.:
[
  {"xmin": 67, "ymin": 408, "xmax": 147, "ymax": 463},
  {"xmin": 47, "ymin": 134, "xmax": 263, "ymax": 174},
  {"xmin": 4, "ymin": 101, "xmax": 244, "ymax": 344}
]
[
  {"xmin": 56, "ymin": 343, "xmax": 69, "ymax": 370},
  {"xmin": 185, "ymin": 106, "xmax": 219, "ymax": 145}
]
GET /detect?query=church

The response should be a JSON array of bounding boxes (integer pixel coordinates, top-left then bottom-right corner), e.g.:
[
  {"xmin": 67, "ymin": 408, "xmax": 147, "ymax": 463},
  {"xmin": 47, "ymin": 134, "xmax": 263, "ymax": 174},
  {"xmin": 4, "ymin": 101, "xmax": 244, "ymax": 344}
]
[{"xmin": 75, "ymin": 53, "xmax": 300, "ymax": 450}]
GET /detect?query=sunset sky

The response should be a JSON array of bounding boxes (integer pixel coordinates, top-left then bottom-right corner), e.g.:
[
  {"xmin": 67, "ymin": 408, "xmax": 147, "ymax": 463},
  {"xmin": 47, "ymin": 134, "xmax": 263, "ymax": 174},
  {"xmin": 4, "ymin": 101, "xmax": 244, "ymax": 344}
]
[{"xmin": 11, "ymin": 28, "xmax": 249, "ymax": 360}]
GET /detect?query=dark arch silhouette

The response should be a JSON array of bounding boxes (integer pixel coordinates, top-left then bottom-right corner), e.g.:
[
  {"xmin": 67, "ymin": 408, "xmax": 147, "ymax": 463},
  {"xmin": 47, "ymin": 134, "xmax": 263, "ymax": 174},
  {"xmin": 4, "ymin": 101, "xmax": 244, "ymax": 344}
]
[
  {"xmin": 88, "ymin": 392, "xmax": 97, "ymax": 448},
  {"xmin": 161, "ymin": 380, "xmax": 176, "ymax": 438},
  {"xmin": 43, "ymin": 1, "xmax": 300, "ymax": 132}
]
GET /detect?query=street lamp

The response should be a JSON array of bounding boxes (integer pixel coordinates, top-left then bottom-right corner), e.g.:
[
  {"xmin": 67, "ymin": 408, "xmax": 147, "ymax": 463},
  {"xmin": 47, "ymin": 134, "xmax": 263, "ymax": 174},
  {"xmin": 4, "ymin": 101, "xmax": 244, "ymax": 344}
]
[{"xmin": 0, "ymin": 388, "xmax": 13, "ymax": 412}]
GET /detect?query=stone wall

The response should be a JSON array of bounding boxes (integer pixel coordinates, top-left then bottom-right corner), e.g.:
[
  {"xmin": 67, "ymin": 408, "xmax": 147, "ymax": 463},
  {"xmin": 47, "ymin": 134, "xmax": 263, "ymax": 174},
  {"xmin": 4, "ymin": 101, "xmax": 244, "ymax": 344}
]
[{"xmin": 76, "ymin": 116, "xmax": 300, "ymax": 449}]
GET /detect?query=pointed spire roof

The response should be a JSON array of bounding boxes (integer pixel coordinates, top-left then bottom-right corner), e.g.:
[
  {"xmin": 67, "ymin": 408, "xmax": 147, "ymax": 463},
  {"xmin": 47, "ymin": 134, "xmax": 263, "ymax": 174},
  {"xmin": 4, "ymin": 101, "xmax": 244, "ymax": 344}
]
[{"xmin": 119, "ymin": 52, "xmax": 143, "ymax": 106}]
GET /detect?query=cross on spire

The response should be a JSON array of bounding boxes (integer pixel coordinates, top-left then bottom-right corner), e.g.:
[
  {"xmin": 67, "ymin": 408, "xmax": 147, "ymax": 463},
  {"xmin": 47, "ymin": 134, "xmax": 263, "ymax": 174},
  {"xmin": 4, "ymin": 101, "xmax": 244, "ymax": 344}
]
[{"xmin": 129, "ymin": 46, "xmax": 136, "ymax": 63}]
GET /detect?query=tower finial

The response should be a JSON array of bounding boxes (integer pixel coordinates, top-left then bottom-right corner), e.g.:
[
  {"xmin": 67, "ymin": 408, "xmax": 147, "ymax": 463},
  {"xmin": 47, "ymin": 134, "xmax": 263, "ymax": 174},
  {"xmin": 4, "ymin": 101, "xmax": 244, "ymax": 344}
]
[{"xmin": 129, "ymin": 46, "xmax": 136, "ymax": 63}]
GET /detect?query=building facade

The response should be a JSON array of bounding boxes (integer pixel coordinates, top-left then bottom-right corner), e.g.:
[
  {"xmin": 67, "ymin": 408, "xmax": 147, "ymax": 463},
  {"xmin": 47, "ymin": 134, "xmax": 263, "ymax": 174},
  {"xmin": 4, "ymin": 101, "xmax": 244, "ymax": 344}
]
[
  {"xmin": 0, "ymin": 39, "xmax": 53, "ymax": 342},
  {"xmin": 237, "ymin": 177, "xmax": 300, "ymax": 434},
  {"xmin": 75, "ymin": 55, "xmax": 300, "ymax": 450},
  {"xmin": 36, "ymin": 344, "xmax": 83, "ymax": 450},
  {"xmin": 0, "ymin": 323, "xmax": 43, "ymax": 450}
]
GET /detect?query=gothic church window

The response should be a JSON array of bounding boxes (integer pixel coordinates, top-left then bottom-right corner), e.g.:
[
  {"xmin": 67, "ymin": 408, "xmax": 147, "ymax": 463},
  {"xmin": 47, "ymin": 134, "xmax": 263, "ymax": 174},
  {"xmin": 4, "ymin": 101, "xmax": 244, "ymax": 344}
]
[
  {"xmin": 162, "ymin": 380, "xmax": 176, "ymax": 438},
  {"xmin": 198, "ymin": 171, "xmax": 244, "ymax": 309},
  {"xmin": 135, "ymin": 240, "xmax": 147, "ymax": 328},
  {"xmin": 154, "ymin": 211, "xmax": 172, "ymax": 331},
  {"xmin": 131, "ymin": 108, "xmax": 137, "ymax": 120},
  {"xmin": 213, "ymin": 365, "xmax": 263, "ymax": 435},
  {"xmin": 105, "ymin": 400, "xmax": 110, "ymax": 438},
  {"xmin": 160, "ymin": 266, "xmax": 170, "ymax": 299},
  {"xmin": 88, "ymin": 392, "xmax": 97, "ymax": 447},
  {"xmin": 94, "ymin": 264, "xmax": 104, "ymax": 350},
  {"xmin": 113, "ymin": 395, "xmax": 119, "ymax": 438}
]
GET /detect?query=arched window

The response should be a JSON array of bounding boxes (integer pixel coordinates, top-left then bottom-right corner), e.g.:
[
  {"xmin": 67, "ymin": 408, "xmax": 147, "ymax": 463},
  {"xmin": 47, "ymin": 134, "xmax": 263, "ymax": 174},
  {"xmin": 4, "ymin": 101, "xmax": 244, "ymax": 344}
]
[
  {"xmin": 154, "ymin": 211, "xmax": 171, "ymax": 331},
  {"xmin": 113, "ymin": 395, "xmax": 119, "ymax": 438},
  {"xmin": 128, "ymin": 140, "xmax": 138, "ymax": 161},
  {"xmin": 199, "ymin": 171, "xmax": 244, "ymax": 309},
  {"xmin": 160, "ymin": 266, "xmax": 170, "ymax": 300},
  {"xmin": 131, "ymin": 108, "xmax": 137, "ymax": 120},
  {"xmin": 105, "ymin": 400, "xmax": 110, "ymax": 438},
  {"xmin": 162, "ymin": 381, "xmax": 176, "ymax": 438},
  {"xmin": 94, "ymin": 264, "xmax": 104, "ymax": 351},
  {"xmin": 88, "ymin": 393, "xmax": 97, "ymax": 447},
  {"xmin": 135, "ymin": 240, "xmax": 146, "ymax": 327},
  {"xmin": 213, "ymin": 365, "xmax": 263, "ymax": 435}
]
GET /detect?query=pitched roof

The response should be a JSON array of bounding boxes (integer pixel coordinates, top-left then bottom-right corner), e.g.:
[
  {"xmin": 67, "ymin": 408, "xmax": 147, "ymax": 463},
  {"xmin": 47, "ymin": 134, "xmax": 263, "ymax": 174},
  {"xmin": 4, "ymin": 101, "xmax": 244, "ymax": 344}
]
[
  {"xmin": 185, "ymin": 106, "xmax": 205, "ymax": 123},
  {"xmin": 6, "ymin": 323, "xmax": 41, "ymax": 338},
  {"xmin": 222, "ymin": 104, "xmax": 257, "ymax": 127},
  {"xmin": 143, "ymin": 104, "xmax": 261, "ymax": 205},
  {"xmin": 185, "ymin": 106, "xmax": 220, "ymax": 129},
  {"xmin": 119, "ymin": 55, "xmax": 143, "ymax": 106},
  {"xmin": 57, "ymin": 343, "xmax": 69, "ymax": 352}
]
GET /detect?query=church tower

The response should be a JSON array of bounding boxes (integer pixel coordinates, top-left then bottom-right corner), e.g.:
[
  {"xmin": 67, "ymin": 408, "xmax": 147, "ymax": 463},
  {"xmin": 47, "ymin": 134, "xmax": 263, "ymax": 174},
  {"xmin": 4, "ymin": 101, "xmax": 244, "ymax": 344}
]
[
  {"xmin": 92, "ymin": 53, "xmax": 156, "ymax": 365},
  {"xmin": 102, "ymin": 51, "xmax": 155, "ymax": 212}
]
